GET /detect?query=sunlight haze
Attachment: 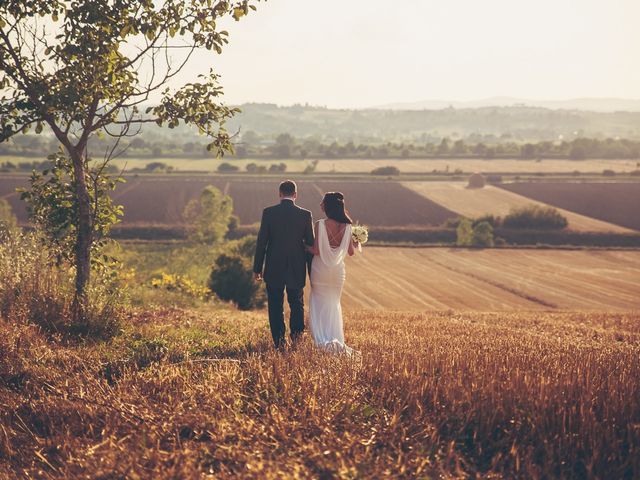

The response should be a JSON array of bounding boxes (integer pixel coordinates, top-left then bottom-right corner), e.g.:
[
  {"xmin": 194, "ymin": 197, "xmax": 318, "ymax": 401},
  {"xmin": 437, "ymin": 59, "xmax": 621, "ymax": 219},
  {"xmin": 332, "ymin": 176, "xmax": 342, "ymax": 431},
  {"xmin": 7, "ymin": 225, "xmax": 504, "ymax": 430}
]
[{"xmin": 167, "ymin": 0, "xmax": 640, "ymax": 108}]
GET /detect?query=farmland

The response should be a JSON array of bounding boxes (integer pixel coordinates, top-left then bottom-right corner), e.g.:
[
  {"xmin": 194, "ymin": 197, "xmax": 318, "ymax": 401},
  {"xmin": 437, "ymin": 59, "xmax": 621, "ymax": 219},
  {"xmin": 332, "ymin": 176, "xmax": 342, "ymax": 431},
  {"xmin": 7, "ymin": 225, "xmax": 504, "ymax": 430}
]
[
  {"xmin": 403, "ymin": 181, "xmax": 634, "ymax": 232},
  {"xmin": 500, "ymin": 181, "xmax": 640, "ymax": 231},
  {"xmin": 341, "ymin": 247, "xmax": 640, "ymax": 311},
  {"xmin": 313, "ymin": 157, "xmax": 640, "ymax": 174},
  {"xmin": 3, "ymin": 155, "xmax": 640, "ymax": 176},
  {"xmin": 0, "ymin": 176, "xmax": 458, "ymax": 227},
  {"xmin": 2, "ymin": 303, "xmax": 639, "ymax": 478}
]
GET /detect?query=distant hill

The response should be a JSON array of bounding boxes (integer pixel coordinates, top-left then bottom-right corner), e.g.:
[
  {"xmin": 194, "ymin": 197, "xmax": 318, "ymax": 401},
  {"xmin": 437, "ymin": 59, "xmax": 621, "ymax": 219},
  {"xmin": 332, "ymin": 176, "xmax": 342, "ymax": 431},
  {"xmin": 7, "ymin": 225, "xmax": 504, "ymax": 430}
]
[
  {"xmin": 373, "ymin": 97, "xmax": 640, "ymax": 112},
  {"xmin": 223, "ymin": 103, "xmax": 640, "ymax": 142}
]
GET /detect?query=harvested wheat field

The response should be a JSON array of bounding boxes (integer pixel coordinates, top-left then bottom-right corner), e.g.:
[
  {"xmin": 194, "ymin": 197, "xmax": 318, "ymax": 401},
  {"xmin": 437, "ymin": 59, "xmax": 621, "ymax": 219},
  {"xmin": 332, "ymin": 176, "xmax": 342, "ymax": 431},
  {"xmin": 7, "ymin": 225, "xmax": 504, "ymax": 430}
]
[
  {"xmin": 402, "ymin": 181, "xmax": 633, "ymax": 233},
  {"xmin": 341, "ymin": 247, "xmax": 640, "ymax": 311},
  {"xmin": 1, "ymin": 307, "xmax": 638, "ymax": 478}
]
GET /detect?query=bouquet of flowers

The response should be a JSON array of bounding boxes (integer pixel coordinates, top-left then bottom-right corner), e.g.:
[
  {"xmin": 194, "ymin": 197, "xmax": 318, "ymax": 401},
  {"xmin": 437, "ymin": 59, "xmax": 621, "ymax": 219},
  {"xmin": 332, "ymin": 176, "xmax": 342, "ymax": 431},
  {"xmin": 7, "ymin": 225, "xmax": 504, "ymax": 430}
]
[{"xmin": 352, "ymin": 224, "xmax": 369, "ymax": 247}]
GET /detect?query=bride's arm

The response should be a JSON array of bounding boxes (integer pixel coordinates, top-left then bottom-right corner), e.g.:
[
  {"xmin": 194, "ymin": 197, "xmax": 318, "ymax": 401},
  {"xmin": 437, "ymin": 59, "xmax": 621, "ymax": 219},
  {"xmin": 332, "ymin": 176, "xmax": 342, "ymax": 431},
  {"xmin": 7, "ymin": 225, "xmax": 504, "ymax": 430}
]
[
  {"xmin": 348, "ymin": 237, "xmax": 358, "ymax": 256},
  {"xmin": 305, "ymin": 222, "xmax": 320, "ymax": 255},
  {"xmin": 348, "ymin": 226, "xmax": 359, "ymax": 256}
]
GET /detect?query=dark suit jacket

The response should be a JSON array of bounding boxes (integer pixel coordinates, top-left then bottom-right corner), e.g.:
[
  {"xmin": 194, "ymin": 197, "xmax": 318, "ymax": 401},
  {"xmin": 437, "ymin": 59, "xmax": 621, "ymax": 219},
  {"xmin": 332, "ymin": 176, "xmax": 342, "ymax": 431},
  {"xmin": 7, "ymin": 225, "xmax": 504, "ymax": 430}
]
[{"xmin": 253, "ymin": 199, "xmax": 314, "ymax": 289}]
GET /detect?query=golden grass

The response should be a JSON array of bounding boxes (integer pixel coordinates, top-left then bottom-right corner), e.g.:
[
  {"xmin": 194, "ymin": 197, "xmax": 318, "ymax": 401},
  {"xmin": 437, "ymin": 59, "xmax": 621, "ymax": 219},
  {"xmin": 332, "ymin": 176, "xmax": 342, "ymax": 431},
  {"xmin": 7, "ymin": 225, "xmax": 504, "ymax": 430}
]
[
  {"xmin": 1, "ymin": 307, "xmax": 638, "ymax": 478},
  {"xmin": 402, "ymin": 182, "xmax": 633, "ymax": 233}
]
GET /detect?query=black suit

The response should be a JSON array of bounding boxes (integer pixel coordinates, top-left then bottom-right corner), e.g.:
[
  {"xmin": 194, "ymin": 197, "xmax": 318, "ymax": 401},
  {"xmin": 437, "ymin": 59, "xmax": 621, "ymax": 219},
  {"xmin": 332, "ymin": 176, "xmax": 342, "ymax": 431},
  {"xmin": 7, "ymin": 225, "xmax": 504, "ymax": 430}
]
[{"xmin": 253, "ymin": 199, "xmax": 314, "ymax": 348}]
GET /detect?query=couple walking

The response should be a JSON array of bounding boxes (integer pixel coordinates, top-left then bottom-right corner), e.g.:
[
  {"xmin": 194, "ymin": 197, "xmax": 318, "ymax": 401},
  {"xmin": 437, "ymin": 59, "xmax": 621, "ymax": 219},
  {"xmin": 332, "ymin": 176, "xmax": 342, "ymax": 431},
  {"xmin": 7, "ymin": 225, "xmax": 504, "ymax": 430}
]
[{"xmin": 253, "ymin": 180, "xmax": 359, "ymax": 353}]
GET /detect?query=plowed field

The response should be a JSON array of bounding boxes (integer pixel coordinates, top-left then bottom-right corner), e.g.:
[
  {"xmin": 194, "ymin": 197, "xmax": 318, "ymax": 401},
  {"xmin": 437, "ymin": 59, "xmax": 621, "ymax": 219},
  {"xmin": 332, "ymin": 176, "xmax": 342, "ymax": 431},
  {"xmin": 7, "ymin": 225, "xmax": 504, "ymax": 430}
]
[
  {"xmin": 402, "ymin": 181, "xmax": 633, "ymax": 233},
  {"xmin": 0, "ymin": 176, "xmax": 457, "ymax": 227},
  {"xmin": 499, "ymin": 182, "xmax": 640, "ymax": 231}
]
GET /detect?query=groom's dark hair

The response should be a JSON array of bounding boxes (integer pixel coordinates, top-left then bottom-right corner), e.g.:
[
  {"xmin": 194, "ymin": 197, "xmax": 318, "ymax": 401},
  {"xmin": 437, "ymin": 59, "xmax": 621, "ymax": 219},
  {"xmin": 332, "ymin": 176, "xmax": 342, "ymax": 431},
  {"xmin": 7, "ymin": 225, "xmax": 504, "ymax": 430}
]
[{"xmin": 279, "ymin": 180, "xmax": 297, "ymax": 196}]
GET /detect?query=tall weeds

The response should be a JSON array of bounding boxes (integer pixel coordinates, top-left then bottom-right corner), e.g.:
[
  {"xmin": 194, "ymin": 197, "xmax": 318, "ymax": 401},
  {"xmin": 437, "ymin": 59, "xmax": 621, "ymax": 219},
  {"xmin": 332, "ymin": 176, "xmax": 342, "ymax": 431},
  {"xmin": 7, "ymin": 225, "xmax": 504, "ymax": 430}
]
[{"xmin": 0, "ymin": 232, "xmax": 123, "ymax": 339}]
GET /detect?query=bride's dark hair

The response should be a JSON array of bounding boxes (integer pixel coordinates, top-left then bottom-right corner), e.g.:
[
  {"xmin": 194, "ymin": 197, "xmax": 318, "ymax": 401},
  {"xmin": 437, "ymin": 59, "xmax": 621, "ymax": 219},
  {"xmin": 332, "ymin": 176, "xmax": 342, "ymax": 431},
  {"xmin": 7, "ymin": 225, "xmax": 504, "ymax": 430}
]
[{"xmin": 323, "ymin": 192, "xmax": 353, "ymax": 224}]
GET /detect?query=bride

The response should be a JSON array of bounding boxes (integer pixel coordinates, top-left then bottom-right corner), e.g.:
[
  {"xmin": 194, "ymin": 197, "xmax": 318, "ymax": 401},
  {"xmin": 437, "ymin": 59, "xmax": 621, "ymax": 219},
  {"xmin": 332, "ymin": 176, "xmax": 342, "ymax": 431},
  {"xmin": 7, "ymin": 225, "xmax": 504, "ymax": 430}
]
[{"xmin": 307, "ymin": 192, "xmax": 359, "ymax": 354}]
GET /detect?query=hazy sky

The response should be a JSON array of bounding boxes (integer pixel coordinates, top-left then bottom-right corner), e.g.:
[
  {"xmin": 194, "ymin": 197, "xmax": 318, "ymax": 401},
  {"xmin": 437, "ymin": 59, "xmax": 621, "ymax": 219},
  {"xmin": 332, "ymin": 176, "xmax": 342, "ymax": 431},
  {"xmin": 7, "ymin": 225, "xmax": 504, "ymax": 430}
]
[{"xmin": 169, "ymin": 0, "xmax": 640, "ymax": 108}]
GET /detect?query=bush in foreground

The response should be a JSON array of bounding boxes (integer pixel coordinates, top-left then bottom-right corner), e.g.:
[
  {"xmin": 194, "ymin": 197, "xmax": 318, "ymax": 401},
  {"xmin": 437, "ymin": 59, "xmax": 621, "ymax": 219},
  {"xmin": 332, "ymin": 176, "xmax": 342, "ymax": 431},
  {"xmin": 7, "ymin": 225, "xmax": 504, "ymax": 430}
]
[
  {"xmin": 208, "ymin": 254, "xmax": 266, "ymax": 310},
  {"xmin": 503, "ymin": 205, "xmax": 568, "ymax": 230}
]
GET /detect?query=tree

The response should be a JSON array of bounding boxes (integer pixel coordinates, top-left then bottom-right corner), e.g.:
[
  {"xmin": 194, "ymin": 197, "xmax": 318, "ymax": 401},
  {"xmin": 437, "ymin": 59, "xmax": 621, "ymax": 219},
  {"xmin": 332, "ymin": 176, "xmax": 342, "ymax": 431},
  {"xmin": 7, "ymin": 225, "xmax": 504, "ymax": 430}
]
[
  {"xmin": 471, "ymin": 221, "xmax": 494, "ymax": 247},
  {"xmin": 0, "ymin": 0, "xmax": 259, "ymax": 315},
  {"xmin": 273, "ymin": 133, "xmax": 294, "ymax": 158},
  {"xmin": 183, "ymin": 186, "xmax": 233, "ymax": 244},
  {"xmin": 437, "ymin": 138, "xmax": 450, "ymax": 155},
  {"xmin": 456, "ymin": 218, "xmax": 473, "ymax": 246}
]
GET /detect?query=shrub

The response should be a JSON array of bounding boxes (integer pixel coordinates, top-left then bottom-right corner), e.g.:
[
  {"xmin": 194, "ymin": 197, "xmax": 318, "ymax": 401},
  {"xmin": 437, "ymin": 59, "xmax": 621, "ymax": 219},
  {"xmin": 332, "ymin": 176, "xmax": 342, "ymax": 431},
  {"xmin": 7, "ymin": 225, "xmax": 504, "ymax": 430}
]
[
  {"xmin": 371, "ymin": 166, "xmax": 400, "ymax": 176},
  {"xmin": 472, "ymin": 214, "xmax": 501, "ymax": 228},
  {"xmin": 269, "ymin": 163, "xmax": 287, "ymax": 173},
  {"xmin": 486, "ymin": 174, "xmax": 502, "ymax": 184},
  {"xmin": 471, "ymin": 221, "xmax": 494, "ymax": 247},
  {"xmin": 208, "ymin": 254, "xmax": 265, "ymax": 310},
  {"xmin": 227, "ymin": 215, "xmax": 240, "ymax": 237},
  {"xmin": 602, "ymin": 169, "xmax": 616, "ymax": 177},
  {"xmin": 217, "ymin": 162, "xmax": 239, "ymax": 173},
  {"xmin": 151, "ymin": 272, "xmax": 210, "ymax": 300},
  {"xmin": 456, "ymin": 218, "xmax": 474, "ymax": 246},
  {"xmin": 226, "ymin": 235, "xmax": 257, "ymax": 259},
  {"xmin": 467, "ymin": 172, "xmax": 486, "ymax": 188},
  {"xmin": 502, "ymin": 205, "xmax": 568, "ymax": 230},
  {"xmin": 303, "ymin": 159, "xmax": 319, "ymax": 174}
]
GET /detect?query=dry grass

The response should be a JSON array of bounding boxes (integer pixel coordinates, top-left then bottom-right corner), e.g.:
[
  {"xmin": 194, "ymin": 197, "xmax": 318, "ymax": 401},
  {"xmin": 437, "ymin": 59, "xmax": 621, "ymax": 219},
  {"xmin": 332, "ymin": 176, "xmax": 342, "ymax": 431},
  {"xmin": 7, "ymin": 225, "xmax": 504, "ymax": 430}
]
[{"xmin": 1, "ymin": 307, "xmax": 638, "ymax": 478}]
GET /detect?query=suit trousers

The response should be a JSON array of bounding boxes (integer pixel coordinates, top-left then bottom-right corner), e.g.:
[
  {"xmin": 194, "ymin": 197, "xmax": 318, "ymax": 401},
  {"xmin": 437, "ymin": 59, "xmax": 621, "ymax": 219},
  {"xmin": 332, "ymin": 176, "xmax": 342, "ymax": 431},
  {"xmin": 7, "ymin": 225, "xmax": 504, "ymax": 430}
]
[{"xmin": 266, "ymin": 283, "xmax": 305, "ymax": 348}]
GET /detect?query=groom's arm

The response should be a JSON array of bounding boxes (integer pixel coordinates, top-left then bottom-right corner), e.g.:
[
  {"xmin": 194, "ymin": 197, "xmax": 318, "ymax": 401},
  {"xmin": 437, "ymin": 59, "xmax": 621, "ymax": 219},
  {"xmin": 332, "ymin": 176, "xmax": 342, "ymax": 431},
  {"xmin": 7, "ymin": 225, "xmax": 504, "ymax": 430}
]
[
  {"xmin": 304, "ymin": 211, "xmax": 314, "ymax": 247},
  {"xmin": 304, "ymin": 211, "xmax": 314, "ymax": 276},
  {"xmin": 253, "ymin": 209, "xmax": 269, "ymax": 280}
]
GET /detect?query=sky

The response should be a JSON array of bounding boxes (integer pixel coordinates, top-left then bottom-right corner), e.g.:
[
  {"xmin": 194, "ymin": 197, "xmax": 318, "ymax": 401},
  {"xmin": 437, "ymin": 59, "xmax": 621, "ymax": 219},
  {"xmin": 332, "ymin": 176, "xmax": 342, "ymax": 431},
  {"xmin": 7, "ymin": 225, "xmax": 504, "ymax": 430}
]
[{"xmin": 167, "ymin": 0, "xmax": 640, "ymax": 108}]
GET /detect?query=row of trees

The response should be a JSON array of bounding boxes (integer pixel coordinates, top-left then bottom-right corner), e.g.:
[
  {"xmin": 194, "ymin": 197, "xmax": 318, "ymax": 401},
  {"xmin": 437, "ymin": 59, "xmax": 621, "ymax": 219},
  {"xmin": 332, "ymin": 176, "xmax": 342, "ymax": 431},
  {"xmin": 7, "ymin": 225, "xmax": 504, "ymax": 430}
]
[
  {"xmin": 243, "ymin": 135, "xmax": 640, "ymax": 160},
  {"xmin": 4, "ymin": 132, "xmax": 640, "ymax": 162}
]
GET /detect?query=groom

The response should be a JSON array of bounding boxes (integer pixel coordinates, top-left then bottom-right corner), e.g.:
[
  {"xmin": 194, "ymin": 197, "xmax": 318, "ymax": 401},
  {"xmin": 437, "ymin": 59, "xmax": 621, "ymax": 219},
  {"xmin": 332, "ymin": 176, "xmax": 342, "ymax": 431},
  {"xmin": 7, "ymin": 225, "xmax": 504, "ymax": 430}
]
[{"xmin": 253, "ymin": 180, "xmax": 315, "ymax": 349}]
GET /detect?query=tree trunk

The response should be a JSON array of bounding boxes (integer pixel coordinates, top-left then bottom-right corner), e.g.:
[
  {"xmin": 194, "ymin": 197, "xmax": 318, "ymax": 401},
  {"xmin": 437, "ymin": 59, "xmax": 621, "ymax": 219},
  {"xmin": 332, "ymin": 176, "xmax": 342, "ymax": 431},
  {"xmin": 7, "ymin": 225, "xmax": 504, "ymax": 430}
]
[{"xmin": 70, "ymin": 147, "xmax": 93, "ymax": 320}]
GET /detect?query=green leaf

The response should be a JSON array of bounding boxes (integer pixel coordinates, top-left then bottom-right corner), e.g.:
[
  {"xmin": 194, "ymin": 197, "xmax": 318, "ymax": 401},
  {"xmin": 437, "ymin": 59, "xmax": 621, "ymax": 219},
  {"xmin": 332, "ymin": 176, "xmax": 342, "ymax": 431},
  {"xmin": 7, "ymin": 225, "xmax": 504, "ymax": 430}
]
[
  {"xmin": 120, "ymin": 25, "xmax": 132, "ymax": 38},
  {"xmin": 232, "ymin": 7, "xmax": 245, "ymax": 20}
]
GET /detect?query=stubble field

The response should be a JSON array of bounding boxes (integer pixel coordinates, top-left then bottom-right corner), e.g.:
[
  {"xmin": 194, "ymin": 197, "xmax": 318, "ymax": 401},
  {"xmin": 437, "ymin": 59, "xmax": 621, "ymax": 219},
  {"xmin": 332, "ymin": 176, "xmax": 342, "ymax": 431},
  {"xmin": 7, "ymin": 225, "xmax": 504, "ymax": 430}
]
[
  {"xmin": 2, "ymin": 306, "xmax": 638, "ymax": 478},
  {"xmin": 340, "ymin": 247, "xmax": 640, "ymax": 311}
]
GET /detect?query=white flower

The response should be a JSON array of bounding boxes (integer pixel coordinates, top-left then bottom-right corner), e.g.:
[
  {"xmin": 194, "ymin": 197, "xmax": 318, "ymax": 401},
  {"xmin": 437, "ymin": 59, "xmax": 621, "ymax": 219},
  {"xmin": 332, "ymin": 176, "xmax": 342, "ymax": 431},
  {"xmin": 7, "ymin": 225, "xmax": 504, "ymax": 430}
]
[{"xmin": 352, "ymin": 224, "xmax": 369, "ymax": 244}]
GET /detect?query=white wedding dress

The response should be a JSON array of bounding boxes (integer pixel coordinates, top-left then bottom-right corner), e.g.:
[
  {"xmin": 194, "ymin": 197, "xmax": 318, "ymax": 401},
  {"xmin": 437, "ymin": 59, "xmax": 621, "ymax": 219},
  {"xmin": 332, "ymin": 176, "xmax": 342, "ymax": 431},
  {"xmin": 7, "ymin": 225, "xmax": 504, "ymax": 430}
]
[{"xmin": 309, "ymin": 219, "xmax": 354, "ymax": 354}]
